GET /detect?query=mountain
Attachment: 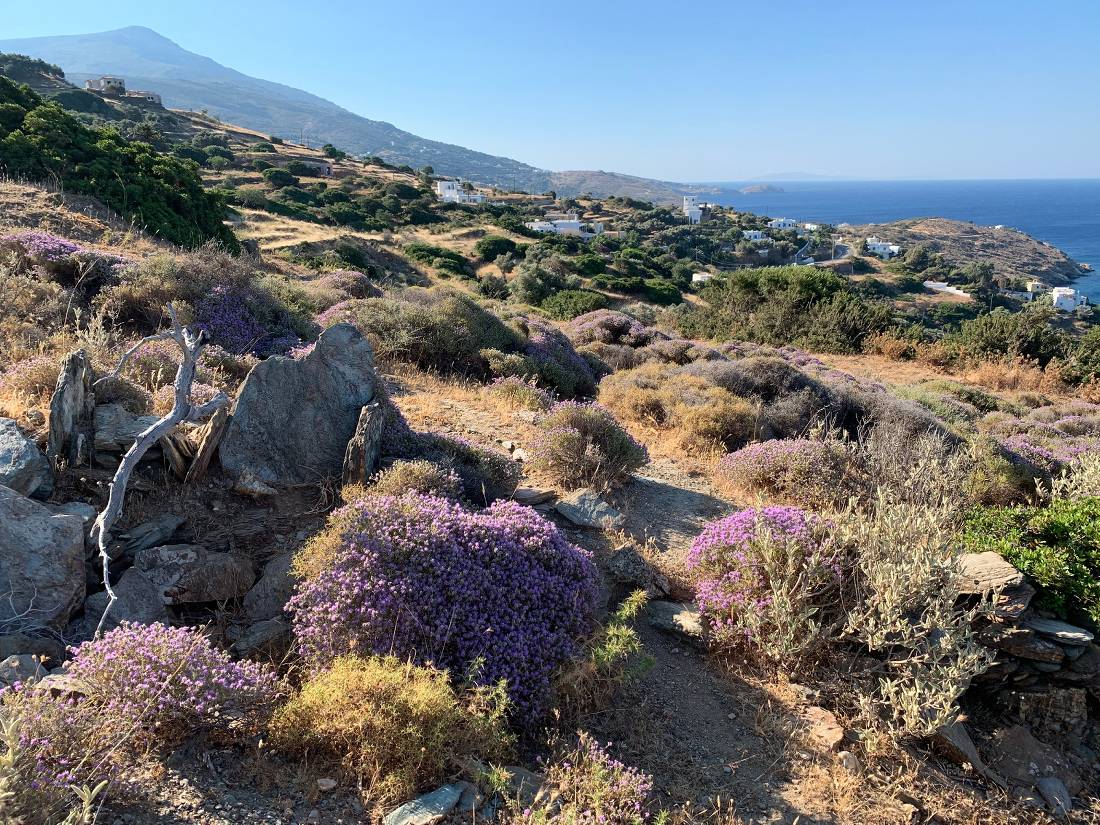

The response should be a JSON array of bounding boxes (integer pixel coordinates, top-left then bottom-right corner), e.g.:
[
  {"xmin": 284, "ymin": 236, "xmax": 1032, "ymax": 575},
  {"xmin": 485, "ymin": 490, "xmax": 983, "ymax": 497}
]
[{"xmin": 0, "ymin": 26, "xmax": 701, "ymax": 201}]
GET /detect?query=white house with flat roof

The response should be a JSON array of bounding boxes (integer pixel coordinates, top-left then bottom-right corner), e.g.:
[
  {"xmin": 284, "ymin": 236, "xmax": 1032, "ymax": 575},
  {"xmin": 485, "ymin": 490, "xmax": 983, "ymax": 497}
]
[
  {"xmin": 434, "ymin": 179, "xmax": 485, "ymax": 204},
  {"xmin": 1051, "ymin": 287, "xmax": 1089, "ymax": 312},
  {"xmin": 866, "ymin": 236, "xmax": 901, "ymax": 259},
  {"xmin": 85, "ymin": 75, "xmax": 126, "ymax": 94},
  {"xmin": 742, "ymin": 229, "xmax": 766, "ymax": 241},
  {"xmin": 524, "ymin": 213, "xmax": 604, "ymax": 237},
  {"xmin": 768, "ymin": 217, "xmax": 798, "ymax": 230},
  {"xmin": 682, "ymin": 195, "xmax": 702, "ymax": 225}
]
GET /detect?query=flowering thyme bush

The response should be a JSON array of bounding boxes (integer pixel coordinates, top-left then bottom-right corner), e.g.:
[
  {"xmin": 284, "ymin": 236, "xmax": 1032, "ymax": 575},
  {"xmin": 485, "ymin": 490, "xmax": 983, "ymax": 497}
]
[
  {"xmin": 2, "ymin": 622, "xmax": 280, "ymax": 792},
  {"xmin": 529, "ymin": 401, "xmax": 648, "ymax": 490},
  {"xmin": 366, "ymin": 459, "xmax": 464, "ymax": 500},
  {"xmin": 1, "ymin": 230, "xmax": 82, "ymax": 264},
  {"xmin": 0, "ymin": 353, "xmax": 60, "ymax": 406},
  {"xmin": 566, "ymin": 310, "xmax": 657, "ymax": 348},
  {"xmin": 507, "ymin": 732, "xmax": 654, "ymax": 824},
  {"xmin": 717, "ymin": 438, "xmax": 856, "ymax": 510},
  {"xmin": 289, "ymin": 494, "xmax": 600, "ymax": 724},
  {"xmin": 687, "ymin": 507, "xmax": 841, "ymax": 666},
  {"xmin": 486, "ymin": 375, "xmax": 555, "ymax": 412}
]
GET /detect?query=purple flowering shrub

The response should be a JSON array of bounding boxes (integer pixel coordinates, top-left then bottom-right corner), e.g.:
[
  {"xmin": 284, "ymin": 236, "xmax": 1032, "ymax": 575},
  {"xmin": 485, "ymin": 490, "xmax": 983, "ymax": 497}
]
[
  {"xmin": 1, "ymin": 230, "xmax": 82, "ymax": 263},
  {"xmin": 195, "ymin": 285, "xmax": 306, "ymax": 356},
  {"xmin": 486, "ymin": 375, "xmax": 555, "ymax": 412},
  {"xmin": 289, "ymin": 493, "xmax": 600, "ymax": 725},
  {"xmin": 508, "ymin": 732, "xmax": 654, "ymax": 824},
  {"xmin": 151, "ymin": 381, "xmax": 220, "ymax": 415},
  {"xmin": 687, "ymin": 507, "xmax": 842, "ymax": 664},
  {"xmin": 2, "ymin": 622, "xmax": 279, "ymax": 791},
  {"xmin": 521, "ymin": 318, "xmax": 597, "ymax": 398},
  {"xmin": 566, "ymin": 310, "xmax": 657, "ymax": 348},
  {"xmin": 979, "ymin": 402, "xmax": 1100, "ymax": 477},
  {"xmin": 0, "ymin": 353, "xmax": 61, "ymax": 406},
  {"xmin": 717, "ymin": 439, "xmax": 856, "ymax": 510},
  {"xmin": 315, "ymin": 269, "xmax": 379, "ymax": 301},
  {"xmin": 422, "ymin": 433, "xmax": 521, "ymax": 503},
  {"xmin": 529, "ymin": 401, "xmax": 648, "ymax": 490}
]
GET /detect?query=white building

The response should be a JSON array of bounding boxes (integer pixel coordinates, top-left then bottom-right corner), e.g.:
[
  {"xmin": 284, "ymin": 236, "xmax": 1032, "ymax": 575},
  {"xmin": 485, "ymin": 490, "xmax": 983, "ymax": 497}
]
[
  {"xmin": 742, "ymin": 229, "xmax": 766, "ymax": 241},
  {"xmin": 767, "ymin": 217, "xmax": 798, "ymax": 230},
  {"xmin": 524, "ymin": 213, "xmax": 604, "ymax": 237},
  {"xmin": 923, "ymin": 280, "xmax": 970, "ymax": 298},
  {"xmin": 802, "ymin": 223, "xmax": 820, "ymax": 232},
  {"xmin": 85, "ymin": 76, "xmax": 126, "ymax": 94},
  {"xmin": 126, "ymin": 90, "xmax": 162, "ymax": 105},
  {"xmin": 865, "ymin": 236, "xmax": 901, "ymax": 259},
  {"xmin": 434, "ymin": 179, "xmax": 485, "ymax": 204},
  {"xmin": 1026, "ymin": 280, "xmax": 1050, "ymax": 294},
  {"xmin": 1051, "ymin": 287, "xmax": 1089, "ymax": 312},
  {"xmin": 692, "ymin": 271, "xmax": 715, "ymax": 284},
  {"xmin": 682, "ymin": 196, "xmax": 702, "ymax": 225}
]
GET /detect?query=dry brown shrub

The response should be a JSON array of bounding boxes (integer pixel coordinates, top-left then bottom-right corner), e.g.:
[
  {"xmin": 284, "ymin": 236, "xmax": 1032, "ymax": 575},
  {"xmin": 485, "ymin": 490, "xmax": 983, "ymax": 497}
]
[{"xmin": 863, "ymin": 332, "xmax": 914, "ymax": 360}]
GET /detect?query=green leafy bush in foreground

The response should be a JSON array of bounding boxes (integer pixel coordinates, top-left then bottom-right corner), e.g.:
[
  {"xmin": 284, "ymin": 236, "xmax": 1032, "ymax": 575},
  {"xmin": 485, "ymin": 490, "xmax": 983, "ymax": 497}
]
[{"xmin": 962, "ymin": 497, "xmax": 1100, "ymax": 628}]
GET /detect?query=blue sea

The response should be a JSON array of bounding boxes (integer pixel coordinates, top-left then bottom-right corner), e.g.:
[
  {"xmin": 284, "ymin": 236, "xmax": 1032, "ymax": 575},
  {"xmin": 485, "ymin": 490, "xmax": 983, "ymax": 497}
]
[{"xmin": 704, "ymin": 179, "xmax": 1100, "ymax": 300}]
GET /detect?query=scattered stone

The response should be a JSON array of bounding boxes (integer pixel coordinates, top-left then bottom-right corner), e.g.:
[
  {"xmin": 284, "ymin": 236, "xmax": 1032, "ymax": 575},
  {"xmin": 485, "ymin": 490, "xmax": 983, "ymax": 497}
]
[
  {"xmin": 342, "ymin": 402, "xmax": 384, "ymax": 485},
  {"xmin": 606, "ymin": 544, "xmax": 670, "ymax": 597},
  {"xmin": 243, "ymin": 552, "xmax": 295, "ymax": 621},
  {"xmin": 957, "ymin": 552, "xmax": 1034, "ymax": 619},
  {"xmin": 801, "ymin": 706, "xmax": 844, "ymax": 752},
  {"xmin": 1012, "ymin": 687, "xmax": 1089, "ymax": 737},
  {"xmin": 0, "ymin": 485, "xmax": 85, "ymax": 629},
  {"xmin": 0, "ymin": 417, "xmax": 51, "ymax": 498},
  {"xmin": 454, "ymin": 781, "xmax": 481, "ymax": 815},
  {"xmin": 554, "ymin": 489, "xmax": 625, "ymax": 529},
  {"xmin": 501, "ymin": 766, "xmax": 546, "ymax": 807},
  {"xmin": 93, "ymin": 404, "xmax": 159, "ymax": 452},
  {"xmin": 984, "ymin": 725, "xmax": 1083, "ymax": 795},
  {"xmin": 220, "ymin": 324, "xmax": 378, "ymax": 486},
  {"xmin": 44, "ymin": 501, "xmax": 98, "ymax": 527},
  {"xmin": 0, "ymin": 654, "xmax": 46, "ymax": 687},
  {"xmin": 933, "ymin": 721, "xmax": 988, "ymax": 773},
  {"xmin": 1024, "ymin": 617, "xmax": 1094, "ymax": 646},
  {"xmin": 232, "ymin": 472, "xmax": 278, "ymax": 497},
  {"xmin": 382, "ymin": 783, "xmax": 464, "ymax": 825},
  {"xmin": 513, "ymin": 486, "xmax": 555, "ymax": 505},
  {"xmin": 80, "ymin": 568, "xmax": 169, "ymax": 632},
  {"xmin": 231, "ymin": 619, "xmax": 289, "ymax": 658},
  {"xmin": 511, "ymin": 448, "xmax": 528, "ymax": 462},
  {"xmin": 837, "ymin": 751, "xmax": 861, "ymax": 773},
  {"xmin": 315, "ymin": 778, "xmax": 337, "ymax": 793},
  {"xmin": 108, "ymin": 513, "xmax": 186, "ymax": 561},
  {"xmin": 980, "ymin": 627, "xmax": 1064, "ymax": 663},
  {"xmin": 1069, "ymin": 643, "xmax": 1100, "ymax": 675},
  {"xmin": 133, "ymin": 544, "xmax": 255, "ymax": 605},
  {"xmin": 647, "ymin": 601, "xmax": 706, "ymax": 648},
  {"xmin": 46, "ymin": 350, "xmax": 95, "ymax": 469},
  {"xmin": 1036, "ymin": 776, "xmax": 1072, "ymax": 818}
]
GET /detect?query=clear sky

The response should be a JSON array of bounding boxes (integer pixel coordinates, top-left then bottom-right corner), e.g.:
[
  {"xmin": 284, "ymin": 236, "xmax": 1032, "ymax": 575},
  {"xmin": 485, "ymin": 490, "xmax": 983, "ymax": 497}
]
[{"xmin": 3, "ymin": 0, "xmax": 1099, "ymax": 181}]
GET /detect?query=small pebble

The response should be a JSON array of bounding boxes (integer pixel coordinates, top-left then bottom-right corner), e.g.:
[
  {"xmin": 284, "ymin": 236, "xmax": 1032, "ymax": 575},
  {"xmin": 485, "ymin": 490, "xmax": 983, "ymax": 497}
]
[{"xmin": 316, "ymin": 778, "xmax": 337, "ymax": 792}]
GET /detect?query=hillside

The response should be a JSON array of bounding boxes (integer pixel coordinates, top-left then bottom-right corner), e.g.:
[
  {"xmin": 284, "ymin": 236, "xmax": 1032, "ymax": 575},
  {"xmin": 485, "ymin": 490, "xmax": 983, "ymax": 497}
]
[
  {"xmin": 0, "ymin": 26, "xmax": 702, "ymax": 202},
  {"xmin": 843, "ymin": 217, "xmax": 1086, "ymax": 285}
]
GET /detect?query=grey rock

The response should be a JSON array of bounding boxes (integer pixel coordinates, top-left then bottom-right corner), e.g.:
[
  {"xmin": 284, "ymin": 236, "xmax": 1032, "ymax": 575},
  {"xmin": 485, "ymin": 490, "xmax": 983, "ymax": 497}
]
[
  {"xmin": 81, "ymin": 568, "xmax": 168, "ymax": 632},
  {"xmin": 93, "ymin": 404, "xmax": 159, "ymax": 452},
  {"xmin": 554, "ymin": 489, "xmax": 625, "ymax": 529},
  {"xmin": 243, "ymin": 552, "xmax": 295, "ymax": 621},
  {"xmin": 957, "ymin": 551, "xmax": 1034, "ymax": 619},
  {"xmin": 220, "ymin": 324, "xmax": 378, "ymax": 486},
  {"xmin": 501, "ymin": 766, "xmax": 546, "ymax": 806},
  {"xmin": 342, "ymin": 402, "xmax": 384, "ymax": 485},
  {"xmin": 230, "ymin": 619, "xmax": 289, "ymax": 658},
  {"xmin": 0, "ymin": 485, "xmax": 85, "ymax": 630},
  {"xmin": 647, "ymin": 601, "xmax": 706, "ymax": 648},
  {"xmin": 606, "ymin": 545, "xmax": 670, "ymax": 597},
  {"xmin": 933, "ymin": 721, "xmax": 988, "ymax": 773},
  {"xmin": 980, "ymin": 626, "xmax": 1064, "ymax": 663},
  {"xmin": 108, "ymin": 512, "xmax": 186, "ymax": 561},
  {"xmin": 382, "ymin": 783, "xmax": 464, "ymax": 825},
  {"xmin": 0, "ymin": 418, "xmax": 51, "ymax": 498},
  {"xmin": 44, "ymin": 501, "xmax": 98, "ymax": 526},
  {"xmin": 1036, "ymin": 777, "xmax": 1072, "ymax": 818},
  {"xmin": 1024, "ymin": 617, "xmax": 1094, "ymax": 646},
  {"xmin": 134, "ymin": 544, "xmax": 254, "ymax": 605},
  {"xmin": 0, "ymin": 654, "xmax": 46, "ymax": 687},
  {"xmin": 513, "ymin": 487, "xmax": 555, "ymax": 505},
  {"xmin": 0, "ymin": 633, "xmax": 65, "ymax": 664},
  {"xmin": 1069, "ymin": 643, "xmax": 1100, "ymax": 674},
  {"xmin": 46, "ymin": 350, "xmax": 95, "ymax": 469}
]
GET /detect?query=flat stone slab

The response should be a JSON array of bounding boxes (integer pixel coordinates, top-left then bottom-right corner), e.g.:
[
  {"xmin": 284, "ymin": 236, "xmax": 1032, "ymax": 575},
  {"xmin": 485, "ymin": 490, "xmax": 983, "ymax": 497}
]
[
  {"xmin": 648, "ymin": 600, "xmax": 706, "ymax": 648},
  {"xmin": 1024, "ymin": 617, "xmax": 1094, "ymax": 646},
  {"xmin": 382, "ymin": 783, "xmax": 464, "ymax": 825},
  {"xmin": 801, "ymin": 706, "xmax": 844, "ymax": 751},
  {"xmin": 133, "ymin": 544, "xmax": 254, "ymax": 605},
  {"xmin": 554, "ymin": 489, "xmax": 624, "ymax": 529},
  {"xmin": 513, "ymin": 486, "xmax": 555, "ymax": 505}
]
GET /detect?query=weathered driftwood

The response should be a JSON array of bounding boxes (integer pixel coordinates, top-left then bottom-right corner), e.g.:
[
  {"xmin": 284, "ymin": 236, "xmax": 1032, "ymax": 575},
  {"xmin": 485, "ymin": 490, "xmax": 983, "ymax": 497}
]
[
  {"xmin": 87, "ymin": 305, "xmax": 229, "ymax": 637},
  {"xmin": 342, "ymin": 402, "xmax": 384, "ymax": 486},
  {"xmin": 184, "ymin": 406, "xmax": 231, "ymax": 484}
]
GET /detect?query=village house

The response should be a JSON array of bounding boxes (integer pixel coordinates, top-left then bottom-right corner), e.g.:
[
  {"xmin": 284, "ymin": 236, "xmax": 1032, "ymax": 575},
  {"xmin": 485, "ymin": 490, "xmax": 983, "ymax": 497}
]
[
  {"xmin": 125, "ymin": 90, "xmax": 163, "ymax": 105},
  {"xmin": 865, "ymin": 235, "xmax": 901, "ymax": 259},
  {"xmin": 691, "ymin": 271, "xmax": 715, "ymax": 285},
  {"xmin": 1051, "ymin": 287, "xmax": 1089, "ymax": 312},
  {"xmin": 682, "ymin": 195, "xmax": 703, "ymax": 225},
  {"xmin": 84, "ymin": 76, "xmax": 126, "ymax": 95},
  {"xmin": 742, "ymin": 229, "xmax": 766, "ymax": 241},
  {"xmin": 524, "ymin": 213, "xmax": 604, "ymax": 237},
  {"xmin": 434, "ymin": 179, "xmax": 485, "ymax": 204},
  {"xmin": 767, "ymin": 217, "xmax": 798, "ymax": 230},
  {"xmin": 923, "ymin": 280, "xmax": 970, "ymax": 298}
]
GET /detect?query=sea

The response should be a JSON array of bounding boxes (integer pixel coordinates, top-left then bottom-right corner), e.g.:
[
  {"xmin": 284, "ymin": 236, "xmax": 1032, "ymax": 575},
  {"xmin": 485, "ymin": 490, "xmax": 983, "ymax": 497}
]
[{"xmin": 704, "ymin": 179, "xmax": 1100, "ymax": 301}]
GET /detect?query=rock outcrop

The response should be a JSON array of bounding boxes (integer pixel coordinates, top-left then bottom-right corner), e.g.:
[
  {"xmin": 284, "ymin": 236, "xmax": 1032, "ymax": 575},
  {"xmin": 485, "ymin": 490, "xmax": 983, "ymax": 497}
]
[
  {"xmin": 220, "ymin": 323, "xmax": 378, "ymax": 485},
  {"xmin": 0, "ymin": 417, "xmax": 51, "ymax": 498},
  {"xmin": 46, "ymin": 349, "xmax": 95, "ymax": 469},
  {"xmin": 133, "ymin": 544, "xmax": 254, "ymax": 605},
  {"xmin": 0, "ymin": 485, "xmax": 84, "ymax": 629}
]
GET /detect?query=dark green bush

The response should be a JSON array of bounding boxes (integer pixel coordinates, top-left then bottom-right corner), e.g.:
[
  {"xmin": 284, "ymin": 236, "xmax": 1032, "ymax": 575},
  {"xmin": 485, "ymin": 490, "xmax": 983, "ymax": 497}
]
[
  {"xmin": 262, "ymin": 167, "xmax": 299, "ymax": 189},
  {"xmin": 474, "ymin": 236, "xmax": 518, "ymax": 260},
  {"xmin": 541, "ymin": 289, "xmax": 609, "ymax": 320}
]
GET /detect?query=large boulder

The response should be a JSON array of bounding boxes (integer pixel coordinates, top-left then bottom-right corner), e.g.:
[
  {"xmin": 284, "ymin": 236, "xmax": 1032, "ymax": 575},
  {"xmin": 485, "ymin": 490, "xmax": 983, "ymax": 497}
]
[
  {"xmin": 219, "ymin": 324, "xmax": 378, "ymax": 485},
  {"xmin": 0, "ymin": 485, "xmax": 84, "ymax": 629},
  {"xmin": 242, "ymin": 551, "xmax": 295, "ymax": 621},
  {"xmin": 0, "ymin": 418, "xmax": 51, "ymax": 498},
  {"xmin": 46, "ymin": 349, "xmax": 95, "ymax": 469}
]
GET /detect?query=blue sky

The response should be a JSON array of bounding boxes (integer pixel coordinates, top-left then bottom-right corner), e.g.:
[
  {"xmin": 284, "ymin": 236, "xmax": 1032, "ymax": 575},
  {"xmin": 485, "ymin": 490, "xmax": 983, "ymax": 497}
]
[{"xmin": 3, "ymin": 0, "xmax": 1098, "ymax": 180}]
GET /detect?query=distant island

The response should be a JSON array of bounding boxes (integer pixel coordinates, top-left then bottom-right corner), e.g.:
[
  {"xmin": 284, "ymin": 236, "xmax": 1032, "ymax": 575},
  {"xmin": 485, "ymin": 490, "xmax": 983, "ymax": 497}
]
[{"xmin": 739, "ymin": 184, "xmax": 785, "ymax": 194}]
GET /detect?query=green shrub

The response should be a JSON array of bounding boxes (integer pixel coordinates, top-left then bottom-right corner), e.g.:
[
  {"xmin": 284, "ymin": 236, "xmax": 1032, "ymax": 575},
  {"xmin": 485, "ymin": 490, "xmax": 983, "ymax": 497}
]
[
  {"xmin": 363, "ymin": 459, "xmax": 464, "ymax": 500},
  {"xmin": 474, "ymin": 235, "xmax": 517, "ymax": 260},
  {"xmin": 540, "ymin": 289, "xmax": 609, "ymax": 320},
  {"xmin": 262, "ymin": 167, "xmax": 298, "ymax": 189},
  {"xmin": 529, "ymin": 401, "xmax": 648, "ymax": 490},
  {"xmin": 962, "ymin": 497, "xmax": 1100, "ymax": 628},
  {"xmin": 269, "ymin": 656, "xmax": 510, "ymax": 808}
]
